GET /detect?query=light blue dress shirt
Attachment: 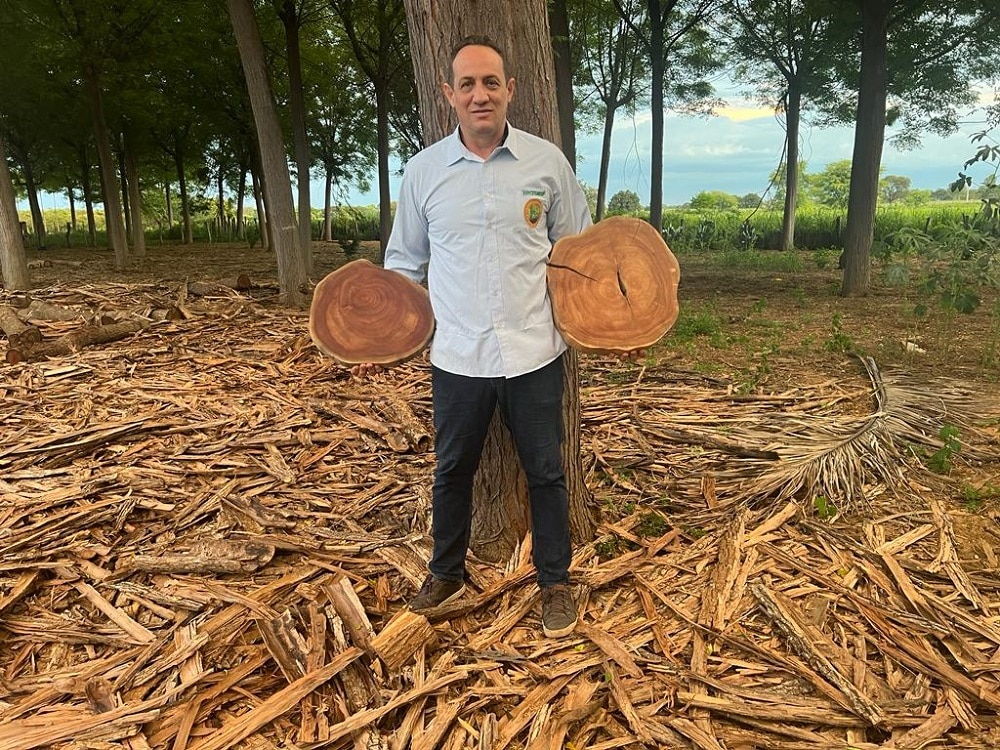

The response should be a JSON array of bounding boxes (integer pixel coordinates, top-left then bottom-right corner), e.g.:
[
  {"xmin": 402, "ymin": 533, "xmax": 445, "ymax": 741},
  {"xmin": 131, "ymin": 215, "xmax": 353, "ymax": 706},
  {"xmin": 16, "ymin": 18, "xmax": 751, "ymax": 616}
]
[{"xmin": 384, "ymin": 125, "xmax": 593, "ymax": 378}]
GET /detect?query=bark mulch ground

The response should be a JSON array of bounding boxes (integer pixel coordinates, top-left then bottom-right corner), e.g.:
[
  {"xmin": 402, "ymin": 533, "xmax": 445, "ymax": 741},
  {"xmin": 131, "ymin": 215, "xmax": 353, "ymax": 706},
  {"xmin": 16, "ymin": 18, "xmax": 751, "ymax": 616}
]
[{"xmin": 2, "ymin": 244, "xmax": 1000, "ymax": 749}]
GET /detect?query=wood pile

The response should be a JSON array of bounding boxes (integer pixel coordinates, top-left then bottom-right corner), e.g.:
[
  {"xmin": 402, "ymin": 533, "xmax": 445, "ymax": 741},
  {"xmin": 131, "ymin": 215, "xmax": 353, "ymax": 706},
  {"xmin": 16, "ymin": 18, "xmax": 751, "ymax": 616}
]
[{"xmin": 2, "ymin": 283, "xmax": 1000, "ymax": 749}]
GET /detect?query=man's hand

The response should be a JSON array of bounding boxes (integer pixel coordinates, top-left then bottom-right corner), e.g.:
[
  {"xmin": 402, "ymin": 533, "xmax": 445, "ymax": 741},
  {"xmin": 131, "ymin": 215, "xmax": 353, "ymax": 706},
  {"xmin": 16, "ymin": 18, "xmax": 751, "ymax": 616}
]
[
  {"xmin": 616, "ymin": 348, "xmax": 647, "ymax": 363},
  {"xmin": 350, "ymin": 362, "xmax": 385, "ymax": 378}
]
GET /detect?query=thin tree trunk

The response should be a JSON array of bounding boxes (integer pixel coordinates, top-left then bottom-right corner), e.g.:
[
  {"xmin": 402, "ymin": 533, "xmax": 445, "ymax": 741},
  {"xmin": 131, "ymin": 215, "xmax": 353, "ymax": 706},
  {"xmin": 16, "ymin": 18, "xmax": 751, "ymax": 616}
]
[
  {"xmin": 124, "ymin": 135, "xmax": 145, "ymax": 260},
  {"xmin": 251, "ymin": 161, "xmax": 269, "ymax": 250},
  {"xmin": 550, "ymin": 0, "xmax": 577, "ymax": 169},
  {"xmin": 236, "ymin": 161, "xmax": 248, "ymax": 240},
  {"xmin": 83, "ymin": 67, "xmax": 129, "ymax": 268},
  {"xmin": 25, "ymin": 176, "xmax": 46, "ymax": 249},
  {"xmin": 779, "ymin": 82, "xmax": 802, "ymax": 252},
  {"xmin": 0, "ymin": 133, "xmax": 30, "ymax": 290},
  {"xmin": 375, "ymin": 89, "xmax": 392, "ymax": 264},
  {"xmin": 323, "ymin": 169, "xmax": 333, "ymax": 241},
  {"xmin": 68, "ymin": 187, "xmax": 77, "ymax": 230},
  {"xmin": 165, "ymin": 181, "xmax": 173, "ymax": 228},
  {"xmin": 228, "ymin": 0, "xmax": 306, "ymax": 306},
  {"xmin": 647, "ymin": 0, "xmax": 665, "ymax": 233},
  {"xmin": 403, "ymin": 0, "xmax": 596, "ymax": 563},
  {"xmin": 174, "ymin": 148, "xmax": 193, "ymax": 244},
  {"xmin": 118, "ymin": 145, "xmax": 132, "ymax": 244},
  {"xmin": 841, "ymin": 0, "xmax": 889, "ymax": 297},
  {"xmin": 596, "ymin": 105, "xmax": 617, "ymax": 221},
  {"xmin": 281, "ymin": 1, "xmax": 313, "ymax": 274},
  {"xmin": 82, "ymin": 160, "xmax": 97, "ymax": 248}
]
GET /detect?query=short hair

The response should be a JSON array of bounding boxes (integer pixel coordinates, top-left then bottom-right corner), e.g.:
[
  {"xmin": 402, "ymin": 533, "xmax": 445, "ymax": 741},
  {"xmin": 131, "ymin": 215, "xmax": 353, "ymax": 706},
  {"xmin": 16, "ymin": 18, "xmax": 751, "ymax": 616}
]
[{"xmin": 448, "ymin": 36, "xmax": 507, "ymax": 80}]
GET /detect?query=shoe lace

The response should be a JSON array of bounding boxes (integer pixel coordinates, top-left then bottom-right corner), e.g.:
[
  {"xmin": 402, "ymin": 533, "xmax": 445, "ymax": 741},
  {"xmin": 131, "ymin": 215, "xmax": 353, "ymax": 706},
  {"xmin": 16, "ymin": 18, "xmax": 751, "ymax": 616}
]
[{"xmin": 543, "ymin": 585, "xmax": 573, "ymax": 619}]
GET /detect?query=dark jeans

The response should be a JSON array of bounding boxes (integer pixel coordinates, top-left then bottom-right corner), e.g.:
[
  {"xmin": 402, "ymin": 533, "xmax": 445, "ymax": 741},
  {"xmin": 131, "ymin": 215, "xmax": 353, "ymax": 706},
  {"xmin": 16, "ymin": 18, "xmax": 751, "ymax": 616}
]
[{"xmin": 429, "ymin": 357, "xmax": 570, "ymax": 587}]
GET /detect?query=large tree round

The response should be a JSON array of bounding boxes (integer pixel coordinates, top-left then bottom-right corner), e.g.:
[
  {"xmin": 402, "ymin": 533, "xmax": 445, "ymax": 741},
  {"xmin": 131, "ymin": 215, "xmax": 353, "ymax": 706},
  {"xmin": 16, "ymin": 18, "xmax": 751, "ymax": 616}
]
[
  {"xmin": 547, "ymin": 216, "xmax": 680, "ymax": 353},
  {"xmin": 309, "ymin": 259, "xmax": 434, "ymax": 365}
]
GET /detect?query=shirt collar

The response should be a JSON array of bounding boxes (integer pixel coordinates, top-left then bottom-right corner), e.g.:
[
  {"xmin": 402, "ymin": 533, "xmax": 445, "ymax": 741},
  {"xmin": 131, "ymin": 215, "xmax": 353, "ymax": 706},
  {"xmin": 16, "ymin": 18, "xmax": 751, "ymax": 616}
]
[{"xmin": 444, "ymin": 123, "xmax": 518, "ymax": 164}]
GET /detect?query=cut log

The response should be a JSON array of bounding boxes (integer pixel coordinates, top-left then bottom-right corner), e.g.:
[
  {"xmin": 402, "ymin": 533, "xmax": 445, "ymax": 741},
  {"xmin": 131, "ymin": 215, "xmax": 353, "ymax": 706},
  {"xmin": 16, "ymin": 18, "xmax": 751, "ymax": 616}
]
[
  {"xmin": 0, "ymin": 304, "xmax": 42, "ymax": 347},
  {"xmin": 547, "ymin": 216, "xmax": 680, "ymax": 353},
  {"xmin": 308, "ymin": 259, "xmax": 434, "ymax": 365},
  {"xmin": 5, "ymin": 319, "xmax": 149, "ymax": 364}
]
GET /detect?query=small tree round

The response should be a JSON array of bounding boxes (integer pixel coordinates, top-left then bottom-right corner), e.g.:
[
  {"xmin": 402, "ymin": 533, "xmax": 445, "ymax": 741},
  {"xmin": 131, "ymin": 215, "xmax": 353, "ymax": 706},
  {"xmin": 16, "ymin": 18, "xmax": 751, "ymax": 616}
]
[
  {"xmin": 309, "ymin": 259, "xmax": 434, "ymax": 365},
  {"xmin": 547, "ymin": 216, "xmax": 680, "ymax": 353}
]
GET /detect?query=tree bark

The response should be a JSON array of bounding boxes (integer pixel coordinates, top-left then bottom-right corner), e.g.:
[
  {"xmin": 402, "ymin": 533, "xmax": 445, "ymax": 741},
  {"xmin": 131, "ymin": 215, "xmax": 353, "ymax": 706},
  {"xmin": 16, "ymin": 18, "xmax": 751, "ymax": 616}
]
[
  {"xmin": 779, "ymin": 81, "xmax": 802, "ymax": 252},
  {"xmin": 227, "ymin": 0, "xmax": 306, "ymax": 306},
  {"xmin": 280, "ymin": 1, "xmax": 313, "ymax": 274},
  {"xmin": 403, "ymin": 0, "xmax": 597, "ymax": 563},
  {"xmin": 550, "ymin": 0, "xmax": 577, "ymax": 169},
  {"xmin": 79, "ymin": 146, "xmax": 97, "ymax": 247},
  {"xmin": 124, "ymin": 133, "xmax": 145, "ymax": 260},
  {"xmin": 841, "ymin": 0, "xmax": 889, "ymax": 297},
  {"xmin": 0, "ymin": 133, "xmax": 30, "ymax": 290},
  {"xmin": 83, "ymin": 67, "xmax": 129, "ymax": 269},
  {"xmin": 647, "ymin": 0, "xmax": 666, "ymax": 233}
]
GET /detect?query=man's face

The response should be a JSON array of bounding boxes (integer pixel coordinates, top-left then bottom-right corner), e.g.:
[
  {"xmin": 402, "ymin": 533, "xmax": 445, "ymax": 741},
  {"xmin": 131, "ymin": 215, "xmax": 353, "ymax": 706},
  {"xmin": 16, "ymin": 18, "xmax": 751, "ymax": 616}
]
[{"xmin": 443, "ymin": 45, "xmax": 514, "ymax": 146}]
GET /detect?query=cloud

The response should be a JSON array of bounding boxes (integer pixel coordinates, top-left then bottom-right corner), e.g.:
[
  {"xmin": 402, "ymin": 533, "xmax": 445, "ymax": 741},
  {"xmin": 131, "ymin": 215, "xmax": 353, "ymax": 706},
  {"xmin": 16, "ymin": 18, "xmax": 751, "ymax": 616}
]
[{"xmin": 713, "ymin": 104, "xmax": 775, "ymax": 122}]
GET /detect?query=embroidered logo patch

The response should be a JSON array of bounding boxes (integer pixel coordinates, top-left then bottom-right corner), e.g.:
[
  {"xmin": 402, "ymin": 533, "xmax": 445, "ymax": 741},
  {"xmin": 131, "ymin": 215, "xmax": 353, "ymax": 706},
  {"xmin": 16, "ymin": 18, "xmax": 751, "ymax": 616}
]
[{"xmin": 523, "ymin": 198, "xmax": 543, "ymax": 228}]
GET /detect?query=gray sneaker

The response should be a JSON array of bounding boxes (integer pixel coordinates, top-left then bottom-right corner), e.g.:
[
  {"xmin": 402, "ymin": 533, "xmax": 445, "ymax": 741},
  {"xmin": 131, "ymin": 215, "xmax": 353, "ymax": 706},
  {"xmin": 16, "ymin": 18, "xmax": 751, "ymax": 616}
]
[
  {"xmin": 541, "ymin": 583, "xmax": 578, "ymax": 637},
  {"xmin": 408, "ymin": 574, "xmax": 466, "ymax": 611}
]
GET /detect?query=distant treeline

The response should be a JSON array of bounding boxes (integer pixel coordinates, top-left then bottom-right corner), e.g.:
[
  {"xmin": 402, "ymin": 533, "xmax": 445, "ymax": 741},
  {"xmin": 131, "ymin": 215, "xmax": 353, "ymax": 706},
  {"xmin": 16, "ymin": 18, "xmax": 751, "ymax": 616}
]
[{"xmin": 17, "ymin": 200, "xmax": 993, "ymax": 253}]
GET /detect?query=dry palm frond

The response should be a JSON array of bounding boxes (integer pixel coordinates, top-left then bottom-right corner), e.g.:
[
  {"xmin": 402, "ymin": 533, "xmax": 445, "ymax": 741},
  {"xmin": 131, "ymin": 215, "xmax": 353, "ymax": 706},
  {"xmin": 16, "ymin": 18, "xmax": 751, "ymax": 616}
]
[{"xmin": 712, "ymin": 357, "xmax": 998, "ymax": 512}]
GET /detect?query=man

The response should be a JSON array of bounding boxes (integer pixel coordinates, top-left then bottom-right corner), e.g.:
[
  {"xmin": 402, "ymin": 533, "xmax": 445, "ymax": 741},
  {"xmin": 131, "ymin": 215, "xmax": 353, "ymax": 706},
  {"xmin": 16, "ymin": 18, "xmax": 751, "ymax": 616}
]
[{"xmin": 353, "ymin": 36, "xmax": 621, "ymax": 638}]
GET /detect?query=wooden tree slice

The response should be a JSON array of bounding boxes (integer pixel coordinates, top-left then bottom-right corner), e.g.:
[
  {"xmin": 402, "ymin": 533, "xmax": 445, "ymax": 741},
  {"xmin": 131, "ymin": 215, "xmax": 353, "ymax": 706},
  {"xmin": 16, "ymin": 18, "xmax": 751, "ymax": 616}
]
[
  {"xmin": 547, "ymin": 216, "xmax": 680, "ymax": 353},
  {"xmin": 309, "ymin": 259, "xmax": 434, "ymax": 365}
]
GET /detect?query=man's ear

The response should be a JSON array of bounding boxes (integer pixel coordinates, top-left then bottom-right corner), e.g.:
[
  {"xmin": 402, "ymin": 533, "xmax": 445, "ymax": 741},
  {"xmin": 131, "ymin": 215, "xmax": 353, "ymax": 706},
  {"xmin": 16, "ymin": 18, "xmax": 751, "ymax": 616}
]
[
  {"xmin": 442, "ymin": 81, "xmax": 455, "ymax": 108},
  {"xmin": 507, "ymin": 77, "xmax": 515, "ymax": 101}
]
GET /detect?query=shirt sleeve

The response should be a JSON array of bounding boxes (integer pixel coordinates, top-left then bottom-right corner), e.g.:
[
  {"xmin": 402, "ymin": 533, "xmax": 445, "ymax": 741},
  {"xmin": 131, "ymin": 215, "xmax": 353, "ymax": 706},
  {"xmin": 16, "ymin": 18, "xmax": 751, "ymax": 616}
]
[
  {"xmin": 383, "ymin": 164, "xmax": 430, "ymax": 285},
  {"xmin": 547, "ymin": 152, "xmax": 593, "ymax": 244}
]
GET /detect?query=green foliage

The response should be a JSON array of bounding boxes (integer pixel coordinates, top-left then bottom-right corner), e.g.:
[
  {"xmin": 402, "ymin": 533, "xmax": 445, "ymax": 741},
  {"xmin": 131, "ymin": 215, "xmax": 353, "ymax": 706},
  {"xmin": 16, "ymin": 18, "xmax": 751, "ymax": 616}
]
[
  {"xmin": 607, "ymin": 189, "xmax": 644, "ymax": 216},
  {"xmin": 824, "ymin": 313, "xmax": 855, "ymax": 353},
  {"xmin": 923, "ymin": 425, "xmax": 962, "ymax": 475},
  {"xmin": 690, "ymin": 190, "xmax": 739, "ymax": 211},
  {"xmin": 671, "ymin": 308, "xmax": 723, "ymax": 343},
  {"xmin": 812, "ymin": 495, "xmax": 838, "ymax": 520},
  {"xmin": 635, "ymin": 511, "xmax": 670, "ymax": 538}
]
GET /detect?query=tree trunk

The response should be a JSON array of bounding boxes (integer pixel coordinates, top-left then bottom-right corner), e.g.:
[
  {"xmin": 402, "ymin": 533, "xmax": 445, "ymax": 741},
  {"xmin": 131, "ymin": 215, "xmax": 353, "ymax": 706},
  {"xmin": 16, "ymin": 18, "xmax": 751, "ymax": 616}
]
[
  {"xmin": 227, "ymin": 0, "xmax": 306, "ymax": 306},
  {"xmin": 118, "ymin": 145, "xmax": 132, "ymax": 244},
  {"xmin": 165, "ymin": 180, "xmax": 174, "ymax": 228},
  {"xmin": 25, "ymin": 171, "xmax": 47, "ymax": 250},
  {"xmin": 68, "ymin": 187, "xmax": 77, "ymax": 231},
  {"xmin": 236, "ymin": 160, "xmax": 248, "ymax": 240},
  {"xmin": 841, "ymin": 0, "xmax": 889, "ymax": 297},
  {"xmin": 323, "ymin": 169, "xmax": 333, "ymax": 241},
  {"xmin": 83, "ymin": 67, "xmax": 129, "ymax": 269},
  {"xmin": 0, "ymin": 133, "xmax": 30, "ymax": 291},
  {"xmin": 596, "ymin": 105, "xmax": 617, "ymax": 222},
  {"xmin": 251, "ymin": 161, "xmax": 269, "ymax": 250},
  {"xmin": 124, "ymin": 135, "xmax": 145, "ymax": 260},
  {"xmin": 403, "ymin": 0, "xmax": 597, "ymax": 564},
  {"xmin": 779, "ymin": 82, "xmax": 802, "ymax": 252},
  {"xmin": 550, "ymin": 0, "xmax": 577, "ymax": 169},
  {"xmin": 647, "ymin": 0, "xmax": 665, "ymax": 233},
  {"xmin": 174, "ymin": 145, "xmax": 193, "ymax": 245},
  {"xmin": 280, "ymin": 1, "xmax": 313, "ymax": 275},
  {"xmin": 81, "ymin": 154, "xmax": 97, "ymax": 248}
]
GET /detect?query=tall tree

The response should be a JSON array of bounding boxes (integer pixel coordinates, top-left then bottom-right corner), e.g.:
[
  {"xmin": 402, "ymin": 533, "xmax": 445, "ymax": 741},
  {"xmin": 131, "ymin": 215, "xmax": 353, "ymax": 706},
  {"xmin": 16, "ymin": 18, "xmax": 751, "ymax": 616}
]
[
  {"xmin": 329, "ymin": 0, "xmax": 413, "ymax": 262},
  {"xmin": 613, "ymin": 0, "xmax": 721, "ymax": 231},
  {"xmin": 227, "ymin": 0, "xmax": 307, "ymax": 306},
  {"xmin": 274, "ymin": 0, "xmax": 328, "ymax": 274},
  {"xmin": 722, "ymin": 0, "xmax": 836, "ymax": 250},
  {"xmin": 821, "ymin": 0, "xmax": 1000, "ymax": 296},
  {"xmin": 403, "ymin": 0, "xmax": 597, "ymax": 563},
  {"xmin": 0, "ymin": 132, "xmax": 29, "ymax": 290},
  {"xmin": 575, "ymin": 0, "xmax": 649, "ymax": 220}
]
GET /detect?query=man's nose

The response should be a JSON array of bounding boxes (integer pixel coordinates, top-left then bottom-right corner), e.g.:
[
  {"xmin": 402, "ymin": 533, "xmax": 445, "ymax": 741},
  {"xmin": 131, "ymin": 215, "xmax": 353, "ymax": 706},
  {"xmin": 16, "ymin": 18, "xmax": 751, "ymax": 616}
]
[{"xmin": 472, "ymin": 82, "xmax": 489, "ymax": 101}]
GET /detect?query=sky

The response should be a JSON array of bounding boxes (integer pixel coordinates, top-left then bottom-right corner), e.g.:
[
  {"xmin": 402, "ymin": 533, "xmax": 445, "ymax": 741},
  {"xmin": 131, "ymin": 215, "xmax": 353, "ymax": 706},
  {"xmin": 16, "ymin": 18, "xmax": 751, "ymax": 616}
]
[{"xmin": 329, "ymin": 94, "xmax": 997, "ymax": 210}]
